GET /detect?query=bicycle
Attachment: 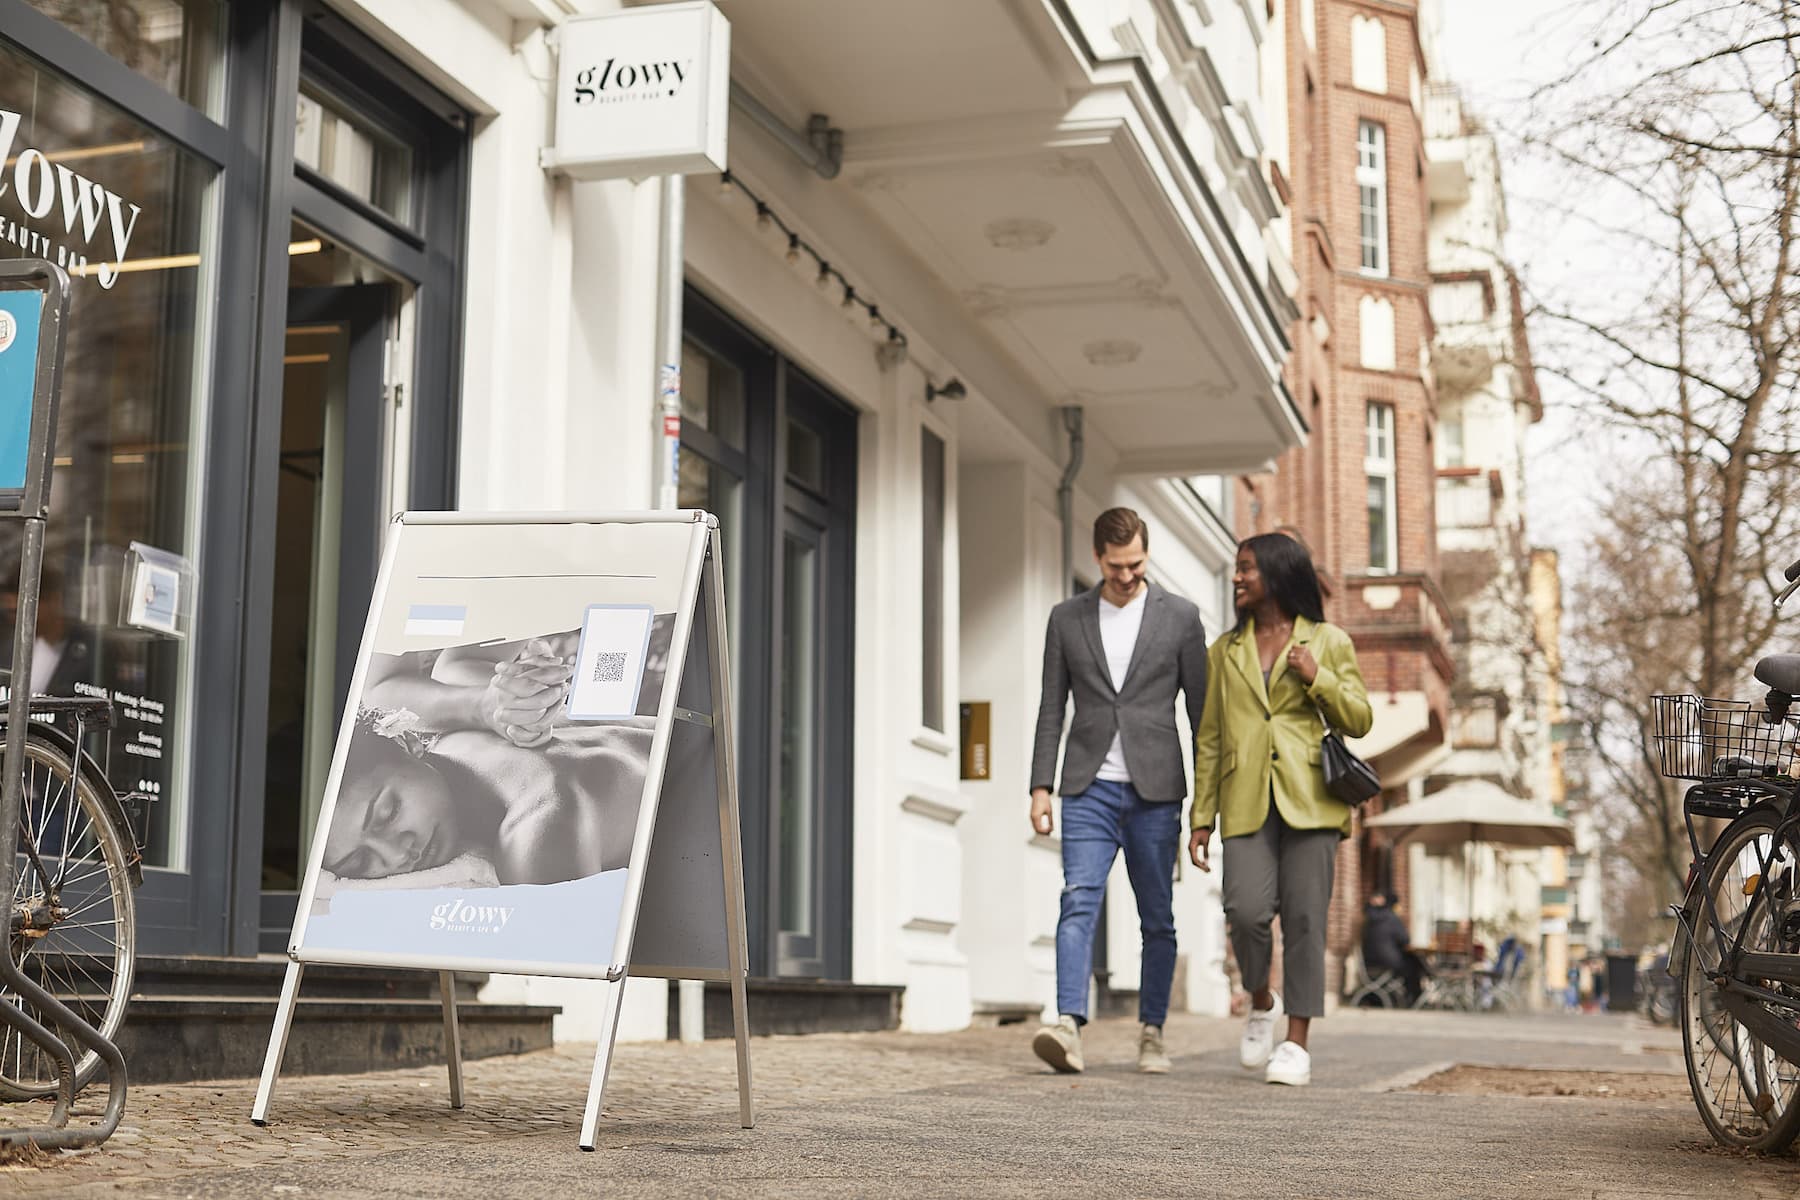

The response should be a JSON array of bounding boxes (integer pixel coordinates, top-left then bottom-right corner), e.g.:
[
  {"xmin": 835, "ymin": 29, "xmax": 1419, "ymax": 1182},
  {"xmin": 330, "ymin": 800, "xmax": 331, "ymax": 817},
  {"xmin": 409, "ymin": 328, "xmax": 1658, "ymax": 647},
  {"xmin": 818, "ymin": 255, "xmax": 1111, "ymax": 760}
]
[
  {"xmin": 1, "ymin": 693, "xmax": 143, "ymax": 1102},
  {"xmin": 1654, "ymin": 559, "xmax": 1800, "ymax": 1151}
]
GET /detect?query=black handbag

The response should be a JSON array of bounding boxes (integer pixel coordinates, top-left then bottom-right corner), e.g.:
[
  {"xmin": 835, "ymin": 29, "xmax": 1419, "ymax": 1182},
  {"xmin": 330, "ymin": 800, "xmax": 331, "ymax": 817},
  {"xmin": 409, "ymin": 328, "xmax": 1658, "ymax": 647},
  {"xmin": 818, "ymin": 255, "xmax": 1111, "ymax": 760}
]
[{"xmin": 1314, "ymin": 701, "xmax": 1381, "ymax": 805}]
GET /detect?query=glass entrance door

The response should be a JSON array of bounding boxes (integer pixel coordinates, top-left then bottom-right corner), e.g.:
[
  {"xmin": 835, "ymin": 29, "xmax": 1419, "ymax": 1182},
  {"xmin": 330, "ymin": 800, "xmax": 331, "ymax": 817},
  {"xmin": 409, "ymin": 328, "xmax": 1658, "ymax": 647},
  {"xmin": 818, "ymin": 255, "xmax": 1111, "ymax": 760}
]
[
  {"xmin": 776, "ymin": 513, "xmax": 824, "ymax": 973},
  {"xmin": 257, "ymin": 268, "xmax": 396, "ymax": 947},
  {"xmin": 775, "ymin": 372, "xmax": 856, "ymax": 978},
  {"xmin": 682, "ymin": 289, "xmax": 856, "ymax": 979}
]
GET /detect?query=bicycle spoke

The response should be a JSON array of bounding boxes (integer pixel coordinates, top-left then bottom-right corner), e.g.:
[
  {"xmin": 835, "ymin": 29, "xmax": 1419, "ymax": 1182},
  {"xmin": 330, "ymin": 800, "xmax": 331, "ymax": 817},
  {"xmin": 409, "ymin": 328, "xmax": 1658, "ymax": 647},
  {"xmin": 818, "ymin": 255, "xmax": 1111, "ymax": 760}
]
[{"xmin": 0, "ymin": 734, "xmax": 138, "ymax": 1099}]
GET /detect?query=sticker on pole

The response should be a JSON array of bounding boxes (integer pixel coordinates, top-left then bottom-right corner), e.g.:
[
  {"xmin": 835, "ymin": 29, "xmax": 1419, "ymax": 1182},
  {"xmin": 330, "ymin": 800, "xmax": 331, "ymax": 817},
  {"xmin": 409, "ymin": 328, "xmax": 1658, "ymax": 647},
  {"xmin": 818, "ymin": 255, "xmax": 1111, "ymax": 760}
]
[{"xmin": 0, "ymin": 291, "xmax": 45, "ymax": 492}]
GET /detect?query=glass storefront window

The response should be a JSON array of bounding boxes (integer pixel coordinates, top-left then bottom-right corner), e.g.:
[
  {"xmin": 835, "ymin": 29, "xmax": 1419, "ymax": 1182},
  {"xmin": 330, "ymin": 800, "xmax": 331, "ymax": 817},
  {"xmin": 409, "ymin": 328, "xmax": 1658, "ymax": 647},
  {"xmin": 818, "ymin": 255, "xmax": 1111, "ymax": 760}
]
[
  {"xmin": 295, "ymin": 83, "xmax": 413, "ymax": 226},
  {"xmin": 26, "ymin": 0, "xmax": 225, "ymax": 116},
  {"xmin": 0, "ymin": 41, "xmax": 219, "ymax": 869}
]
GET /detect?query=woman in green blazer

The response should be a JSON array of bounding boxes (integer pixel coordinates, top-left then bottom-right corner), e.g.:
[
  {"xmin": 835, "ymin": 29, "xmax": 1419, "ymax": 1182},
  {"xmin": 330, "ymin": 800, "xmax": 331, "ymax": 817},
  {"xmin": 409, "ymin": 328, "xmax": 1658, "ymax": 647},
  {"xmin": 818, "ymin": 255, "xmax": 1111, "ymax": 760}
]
[{"xmin": 1187, "ymin": 533, "xmax": 1372, "ymax": 1087}]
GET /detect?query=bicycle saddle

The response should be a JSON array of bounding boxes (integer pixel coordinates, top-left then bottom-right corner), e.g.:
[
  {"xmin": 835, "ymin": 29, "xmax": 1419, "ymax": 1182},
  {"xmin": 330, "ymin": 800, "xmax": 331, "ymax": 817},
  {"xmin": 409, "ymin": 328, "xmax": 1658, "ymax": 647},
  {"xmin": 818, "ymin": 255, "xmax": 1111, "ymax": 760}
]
[{"xmin": 1756, "ymin": 654, "xmax": 1800, "ymax": 695}]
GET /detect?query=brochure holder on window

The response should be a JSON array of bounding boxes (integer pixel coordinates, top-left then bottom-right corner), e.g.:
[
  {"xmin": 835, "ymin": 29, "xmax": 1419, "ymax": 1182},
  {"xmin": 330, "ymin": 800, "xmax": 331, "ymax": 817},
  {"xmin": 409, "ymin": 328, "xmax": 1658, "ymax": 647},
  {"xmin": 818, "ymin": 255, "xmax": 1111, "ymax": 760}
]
[
  {"xmin": 251, "ymin": 510, "xmax": 753, "ymax": 1153},
  {"xmin": 117, "ymin": 542, "xmax": 194, "ymax": 638}
]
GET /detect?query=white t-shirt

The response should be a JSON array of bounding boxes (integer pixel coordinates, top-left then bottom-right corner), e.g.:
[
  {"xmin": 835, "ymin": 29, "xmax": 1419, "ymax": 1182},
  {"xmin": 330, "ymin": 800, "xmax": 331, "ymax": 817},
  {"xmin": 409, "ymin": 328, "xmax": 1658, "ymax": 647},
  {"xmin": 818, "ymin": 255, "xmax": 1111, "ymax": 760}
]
[{"xmin": 1094, "ymin": 587, "xmax": 1147, "ymax": 782}]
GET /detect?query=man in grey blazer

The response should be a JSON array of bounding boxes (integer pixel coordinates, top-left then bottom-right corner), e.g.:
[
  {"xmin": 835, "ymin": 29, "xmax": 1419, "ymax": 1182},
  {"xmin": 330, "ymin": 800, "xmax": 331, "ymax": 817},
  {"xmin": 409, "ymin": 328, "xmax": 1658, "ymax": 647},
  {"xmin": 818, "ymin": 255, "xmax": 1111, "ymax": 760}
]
[{"xmin": 1029, "ymin": 507, "xmax": 1208, "ymax": 1074}]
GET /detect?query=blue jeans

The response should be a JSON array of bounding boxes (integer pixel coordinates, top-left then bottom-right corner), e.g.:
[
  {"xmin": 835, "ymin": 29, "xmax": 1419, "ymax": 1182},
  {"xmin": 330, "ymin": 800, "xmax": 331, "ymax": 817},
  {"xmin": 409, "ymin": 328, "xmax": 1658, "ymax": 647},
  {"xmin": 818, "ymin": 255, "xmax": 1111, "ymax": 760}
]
[{"xmin": 1055, "ymin": 779, "xmax": 1180, "ymax": 1026}]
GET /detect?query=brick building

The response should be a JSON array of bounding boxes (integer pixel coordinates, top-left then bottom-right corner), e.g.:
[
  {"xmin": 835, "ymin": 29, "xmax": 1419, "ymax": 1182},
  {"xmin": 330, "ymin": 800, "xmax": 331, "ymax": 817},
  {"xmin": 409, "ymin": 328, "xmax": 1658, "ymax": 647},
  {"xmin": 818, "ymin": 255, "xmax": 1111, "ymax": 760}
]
[{"xmin": 1246, "ymin": 0, "xmax": 1454, "ymax": 993}]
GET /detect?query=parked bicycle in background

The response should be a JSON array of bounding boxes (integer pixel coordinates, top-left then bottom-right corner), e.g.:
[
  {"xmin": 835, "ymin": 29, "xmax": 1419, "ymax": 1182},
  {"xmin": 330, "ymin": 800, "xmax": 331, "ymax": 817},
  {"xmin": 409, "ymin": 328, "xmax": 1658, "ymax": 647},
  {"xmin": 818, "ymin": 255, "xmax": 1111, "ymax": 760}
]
[{"xmin": 1653, "ymin": 553, "xmax": 1800, "ymax": 1152}]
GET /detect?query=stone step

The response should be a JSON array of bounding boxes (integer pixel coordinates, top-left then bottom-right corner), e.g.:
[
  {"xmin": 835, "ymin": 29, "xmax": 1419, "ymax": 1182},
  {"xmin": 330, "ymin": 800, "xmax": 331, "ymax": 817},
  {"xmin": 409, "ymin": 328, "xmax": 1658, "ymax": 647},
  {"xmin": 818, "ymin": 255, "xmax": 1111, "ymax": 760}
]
[
  {"xmin": 669, "ymin": 977, "xmax": 903, "ymax": 1039},
  {"xmin": 116, "ymin": 993, "xmax": 558, "ymax": 1084},
  {"xmin": 132, "ymin": 954, "xmax": 486, "ymax": 1001},
  {"xmin": 970, "ymin": 1000, "xmax": 1041, "ymax": 1028},
  {"xmin": 12, "ymin": 954, "xmax": 559, "ymax": 1084}
]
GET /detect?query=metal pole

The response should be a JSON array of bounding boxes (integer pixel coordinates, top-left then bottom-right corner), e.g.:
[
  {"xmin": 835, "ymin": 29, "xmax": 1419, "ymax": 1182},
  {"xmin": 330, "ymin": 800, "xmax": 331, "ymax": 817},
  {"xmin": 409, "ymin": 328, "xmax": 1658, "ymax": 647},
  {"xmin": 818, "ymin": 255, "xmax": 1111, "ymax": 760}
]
[
  {"xmin": 654, "ymin": 175, "xmax": 686, "ymax": 511},
  {"xmin": 1056, "ymin": 406, "xmax": 1085, "ymax": 596}
]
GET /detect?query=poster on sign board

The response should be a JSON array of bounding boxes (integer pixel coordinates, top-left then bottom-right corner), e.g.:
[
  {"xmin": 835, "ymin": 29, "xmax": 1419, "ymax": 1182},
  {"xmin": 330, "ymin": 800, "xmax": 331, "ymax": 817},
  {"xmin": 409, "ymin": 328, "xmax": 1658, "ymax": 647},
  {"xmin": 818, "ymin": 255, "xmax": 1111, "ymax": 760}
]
[{"xmin": 290, "ymin": 518, "xmax": 705, "ymax": 977}]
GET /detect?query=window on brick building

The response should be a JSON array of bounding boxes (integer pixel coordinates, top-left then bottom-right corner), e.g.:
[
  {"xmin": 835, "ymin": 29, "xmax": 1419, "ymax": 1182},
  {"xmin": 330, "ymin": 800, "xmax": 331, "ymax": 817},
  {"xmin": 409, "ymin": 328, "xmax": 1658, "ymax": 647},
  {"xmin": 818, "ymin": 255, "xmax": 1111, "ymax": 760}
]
[
  {"xmin": 1350, "ymin": 15, "xmax": 1387, "ymax": 93},
  {"xmin": 1365, "ymin": 402, "xmax": 1398, "ymax": 573},
  {"xmin": 1356, "ymin": 121, "xmax": 1389, "ymax": 275}
]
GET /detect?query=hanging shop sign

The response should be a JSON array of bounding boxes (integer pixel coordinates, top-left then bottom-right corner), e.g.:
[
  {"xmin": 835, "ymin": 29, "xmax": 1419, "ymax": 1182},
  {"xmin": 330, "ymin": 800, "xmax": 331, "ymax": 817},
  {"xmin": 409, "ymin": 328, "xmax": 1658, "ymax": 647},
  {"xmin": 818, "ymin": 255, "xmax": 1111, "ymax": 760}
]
[{"xmin": 541, "ymin": 1, "xmax": 731, "ymax": 180}]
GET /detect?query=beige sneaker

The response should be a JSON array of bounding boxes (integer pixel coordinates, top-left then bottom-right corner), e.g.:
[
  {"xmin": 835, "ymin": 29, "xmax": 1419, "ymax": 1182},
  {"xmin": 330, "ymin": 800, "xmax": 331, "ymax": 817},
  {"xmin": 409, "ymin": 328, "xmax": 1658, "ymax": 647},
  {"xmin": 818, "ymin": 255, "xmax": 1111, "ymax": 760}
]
[
  {"xmin": 1137, "ymin": 1023, "xmax": 1171, "ymax": 1074},
  {"xmin": 1031, "ymin": 1014, "xmax": 1084, "ymax": 1073}
]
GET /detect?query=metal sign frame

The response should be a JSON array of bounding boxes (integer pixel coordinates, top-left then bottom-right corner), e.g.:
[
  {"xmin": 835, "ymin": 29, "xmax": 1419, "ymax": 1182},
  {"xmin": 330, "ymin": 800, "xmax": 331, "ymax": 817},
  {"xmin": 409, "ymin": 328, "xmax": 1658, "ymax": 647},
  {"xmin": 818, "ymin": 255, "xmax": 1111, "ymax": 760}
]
[{"xmin": 250, "ymin": 509, "xmax": 752, "ymax": 1150}]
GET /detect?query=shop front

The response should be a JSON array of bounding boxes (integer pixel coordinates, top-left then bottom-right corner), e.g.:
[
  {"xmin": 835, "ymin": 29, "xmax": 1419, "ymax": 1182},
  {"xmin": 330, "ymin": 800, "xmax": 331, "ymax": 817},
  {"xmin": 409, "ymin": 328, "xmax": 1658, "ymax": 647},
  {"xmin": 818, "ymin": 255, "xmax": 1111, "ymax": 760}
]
[{"xmin": 0, "ymin": 1, "xmax": 470, "ymax": 961}]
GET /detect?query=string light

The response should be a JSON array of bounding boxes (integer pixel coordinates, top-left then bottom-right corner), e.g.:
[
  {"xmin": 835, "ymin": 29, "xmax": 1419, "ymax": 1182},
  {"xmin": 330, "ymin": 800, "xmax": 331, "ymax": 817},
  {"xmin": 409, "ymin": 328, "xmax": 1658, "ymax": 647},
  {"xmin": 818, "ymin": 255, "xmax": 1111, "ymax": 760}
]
[{"xmin": 715, "ymin": 171, "xmax": 909, "ymax": 351}]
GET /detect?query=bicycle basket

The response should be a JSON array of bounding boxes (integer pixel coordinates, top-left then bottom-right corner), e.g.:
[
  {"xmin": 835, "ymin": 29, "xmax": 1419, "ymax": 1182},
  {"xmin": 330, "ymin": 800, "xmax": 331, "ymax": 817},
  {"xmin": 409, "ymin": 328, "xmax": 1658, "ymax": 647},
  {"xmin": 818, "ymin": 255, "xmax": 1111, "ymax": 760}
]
[{"xmin": 1651, "ymin": 694, "xmax": 1800, "ymax": 780}]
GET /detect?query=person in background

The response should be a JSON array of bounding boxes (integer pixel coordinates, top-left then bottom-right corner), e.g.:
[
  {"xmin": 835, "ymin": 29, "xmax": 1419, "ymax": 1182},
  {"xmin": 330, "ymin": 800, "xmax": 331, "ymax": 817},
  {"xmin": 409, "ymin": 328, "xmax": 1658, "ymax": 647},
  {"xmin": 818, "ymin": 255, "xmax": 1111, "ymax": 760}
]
[
  {"xmin": 1, "ymin": 565, "xmax": 98, "ymax": 695},
  {"xmin": 1027, "ymin": 507, "xmax": 1209, "ymax": 1076},
  {"xmin": 1362, "ymin": 891, "xmax": 1428, "ymax": 1006},
  {"xmin": 1189, "ymin": 532, "xmax": 1373, "ymax": 1087}
]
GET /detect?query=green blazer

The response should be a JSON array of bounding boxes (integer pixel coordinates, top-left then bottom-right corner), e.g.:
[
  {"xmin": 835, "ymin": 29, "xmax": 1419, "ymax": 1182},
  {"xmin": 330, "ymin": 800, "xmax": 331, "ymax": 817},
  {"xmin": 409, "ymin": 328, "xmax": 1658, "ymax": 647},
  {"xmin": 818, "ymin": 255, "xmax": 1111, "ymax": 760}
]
[{"xmin": 1190, "ymin": 616, "xmax": 1374, "ymax": 839}]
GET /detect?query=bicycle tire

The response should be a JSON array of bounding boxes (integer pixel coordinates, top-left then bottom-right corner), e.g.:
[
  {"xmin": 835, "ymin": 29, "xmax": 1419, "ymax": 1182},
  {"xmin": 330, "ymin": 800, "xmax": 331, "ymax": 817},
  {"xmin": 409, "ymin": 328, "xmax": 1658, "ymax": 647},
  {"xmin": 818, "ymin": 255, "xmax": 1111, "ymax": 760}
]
[
  {"xmin": 1679, "ymin": 806, "xmax": 1800, "ymax": 1151},
  {"xmin": 1, "ymin": 731, "xmax": 137, "ymax": 1100}
]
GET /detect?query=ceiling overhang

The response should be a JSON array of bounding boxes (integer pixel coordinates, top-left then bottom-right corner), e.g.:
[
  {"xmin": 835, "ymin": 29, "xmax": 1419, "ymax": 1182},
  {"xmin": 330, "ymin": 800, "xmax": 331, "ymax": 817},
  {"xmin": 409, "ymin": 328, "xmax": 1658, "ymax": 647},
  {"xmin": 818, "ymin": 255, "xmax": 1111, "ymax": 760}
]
[{"xmin": 713, "ymin": 0, "xmax": 1304, "ymax": 476}]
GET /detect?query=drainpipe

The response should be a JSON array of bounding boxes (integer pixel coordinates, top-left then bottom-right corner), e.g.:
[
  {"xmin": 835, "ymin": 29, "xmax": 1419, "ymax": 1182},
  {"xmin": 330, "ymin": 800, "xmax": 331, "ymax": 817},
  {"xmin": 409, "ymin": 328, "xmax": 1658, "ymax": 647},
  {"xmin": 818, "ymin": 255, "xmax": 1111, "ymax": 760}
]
[
  {"xmin": 1056, "ymin": 406, "xmax": 1085, "ymax": 596},
  {"xmin": 654, "ymin": 175, "xmax": 685, "ymax": 511}
]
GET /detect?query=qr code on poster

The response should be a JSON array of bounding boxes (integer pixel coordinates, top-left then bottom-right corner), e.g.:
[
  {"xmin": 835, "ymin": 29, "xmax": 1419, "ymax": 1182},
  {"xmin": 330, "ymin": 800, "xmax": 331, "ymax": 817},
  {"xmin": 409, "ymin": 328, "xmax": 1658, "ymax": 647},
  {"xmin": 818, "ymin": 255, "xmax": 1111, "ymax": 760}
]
[{"xmin": 592, "ymin": 652, "xmax": 629, "ymax": 684}]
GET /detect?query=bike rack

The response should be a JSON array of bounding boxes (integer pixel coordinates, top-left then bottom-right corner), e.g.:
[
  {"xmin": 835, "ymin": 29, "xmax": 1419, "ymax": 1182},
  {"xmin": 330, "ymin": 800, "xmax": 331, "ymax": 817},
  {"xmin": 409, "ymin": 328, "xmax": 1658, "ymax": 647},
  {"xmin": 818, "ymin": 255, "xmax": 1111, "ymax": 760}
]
[{"xmin": 0, "ymin": 259, "xmax": 128, "ymax": 1152}]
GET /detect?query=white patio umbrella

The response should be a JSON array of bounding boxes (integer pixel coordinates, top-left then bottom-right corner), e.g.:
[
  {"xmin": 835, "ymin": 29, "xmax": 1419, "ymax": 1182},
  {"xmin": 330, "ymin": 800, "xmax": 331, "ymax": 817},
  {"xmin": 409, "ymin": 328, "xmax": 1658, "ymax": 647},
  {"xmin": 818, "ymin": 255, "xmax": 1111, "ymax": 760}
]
[
  {"xmin": 1364, "ymin": 779, "xmax": 1578, "ymax": 851},
  {"xmin": 1364, "ymin": 779, "xmax": 1576, "ymax": 952}
]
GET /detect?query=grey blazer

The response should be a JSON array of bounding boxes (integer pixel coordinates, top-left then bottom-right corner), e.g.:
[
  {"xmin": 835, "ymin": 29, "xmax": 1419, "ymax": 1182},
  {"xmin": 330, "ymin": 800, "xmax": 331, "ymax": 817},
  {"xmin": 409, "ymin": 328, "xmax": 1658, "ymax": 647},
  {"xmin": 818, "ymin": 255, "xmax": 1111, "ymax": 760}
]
[{"xmin": 1030, "ymin": 581, "xmax": 1208, "ymax": 802}]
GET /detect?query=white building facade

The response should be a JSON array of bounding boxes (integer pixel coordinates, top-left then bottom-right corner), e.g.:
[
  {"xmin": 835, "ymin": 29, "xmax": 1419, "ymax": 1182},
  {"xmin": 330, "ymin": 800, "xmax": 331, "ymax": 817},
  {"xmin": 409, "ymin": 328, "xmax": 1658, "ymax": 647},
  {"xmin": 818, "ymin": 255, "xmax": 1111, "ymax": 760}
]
[
  {"xmin": 1, "ymin": 0, "xmax": 1303, "ymax": 1041},
  {"xmin": 438, "ymin": 0, "xmax": 1306, "ymax": 1038}
]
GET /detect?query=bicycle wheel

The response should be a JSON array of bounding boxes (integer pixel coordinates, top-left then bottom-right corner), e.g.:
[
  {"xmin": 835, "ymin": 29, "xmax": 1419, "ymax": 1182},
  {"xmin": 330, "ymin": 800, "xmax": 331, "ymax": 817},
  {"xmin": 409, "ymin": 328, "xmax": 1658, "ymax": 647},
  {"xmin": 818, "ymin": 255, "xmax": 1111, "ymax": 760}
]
[
  {"xmin": 1679, "ymin": 807, "xmax": 1800, "ymax": 1151},
  {"xmin": 0, "ymin": 732, "xmax": 136, "ymax": 1100}
]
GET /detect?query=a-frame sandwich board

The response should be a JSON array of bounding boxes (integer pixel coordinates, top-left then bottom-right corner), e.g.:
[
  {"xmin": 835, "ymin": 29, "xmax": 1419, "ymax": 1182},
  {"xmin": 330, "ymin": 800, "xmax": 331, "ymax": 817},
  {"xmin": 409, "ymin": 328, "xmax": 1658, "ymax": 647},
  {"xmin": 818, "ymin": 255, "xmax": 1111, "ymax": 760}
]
[{"xmin": 250, "ymin": 510, "xmax": 752, "ymax": 1150}]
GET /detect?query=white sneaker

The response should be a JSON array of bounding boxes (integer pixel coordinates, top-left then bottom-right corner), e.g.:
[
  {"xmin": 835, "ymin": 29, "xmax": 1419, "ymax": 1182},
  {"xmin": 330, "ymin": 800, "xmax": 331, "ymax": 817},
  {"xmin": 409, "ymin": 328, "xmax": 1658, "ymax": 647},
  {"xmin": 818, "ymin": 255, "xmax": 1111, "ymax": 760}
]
[
  {"xmin": 1265, "ymin": 1040, "xmax": 1311, "ymax": 1086},
  {"xmin": 1239, "ymin": 992, "xmax": 1282, "ymax": 1070}
]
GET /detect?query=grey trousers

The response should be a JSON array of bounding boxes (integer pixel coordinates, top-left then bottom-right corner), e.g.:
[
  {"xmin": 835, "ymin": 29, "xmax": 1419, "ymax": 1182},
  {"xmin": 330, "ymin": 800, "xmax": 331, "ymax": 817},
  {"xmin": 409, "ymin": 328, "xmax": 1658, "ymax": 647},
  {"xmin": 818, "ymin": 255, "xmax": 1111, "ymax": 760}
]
[{"xmin": 1221, "ymin": 802, "xmax": 1340, "ymax": 1019}]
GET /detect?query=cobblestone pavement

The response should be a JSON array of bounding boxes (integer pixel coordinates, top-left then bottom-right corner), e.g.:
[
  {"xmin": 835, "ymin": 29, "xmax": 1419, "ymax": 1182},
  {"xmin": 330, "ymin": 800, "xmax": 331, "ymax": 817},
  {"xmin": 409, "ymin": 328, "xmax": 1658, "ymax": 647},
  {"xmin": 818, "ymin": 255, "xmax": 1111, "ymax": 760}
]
[{"xmin": 0, "ymin": 1008, "xmax": 1796, "ymax": 1198}]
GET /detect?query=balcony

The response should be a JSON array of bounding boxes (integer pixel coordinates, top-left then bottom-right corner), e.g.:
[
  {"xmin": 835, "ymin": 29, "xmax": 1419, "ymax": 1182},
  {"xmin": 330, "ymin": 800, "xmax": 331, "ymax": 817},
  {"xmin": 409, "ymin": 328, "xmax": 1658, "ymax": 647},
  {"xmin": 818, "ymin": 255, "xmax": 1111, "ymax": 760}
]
[
  {"xmin": 1436, "ymin": 469, "xmax": 1498, "ymax": 533},
  {"xmin": 1425, "ymin": 84, "xmax": 1472, "ymax": 203},
  {"xmin": 714, "ymin": 0, "xmax": 1304, "ymax": 475},
  {"xmin": 1430, "ymin": 273, "xmax": 1510, "ymax": 391}
]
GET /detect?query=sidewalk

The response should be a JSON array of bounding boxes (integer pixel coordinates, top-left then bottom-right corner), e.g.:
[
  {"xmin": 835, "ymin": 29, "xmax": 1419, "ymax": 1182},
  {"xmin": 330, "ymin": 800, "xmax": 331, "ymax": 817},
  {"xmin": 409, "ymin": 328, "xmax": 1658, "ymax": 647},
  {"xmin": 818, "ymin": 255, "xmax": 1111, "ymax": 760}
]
[{"xmin": 2, "ymin": 1008, "xmax": 1795, "ymax": 1198}]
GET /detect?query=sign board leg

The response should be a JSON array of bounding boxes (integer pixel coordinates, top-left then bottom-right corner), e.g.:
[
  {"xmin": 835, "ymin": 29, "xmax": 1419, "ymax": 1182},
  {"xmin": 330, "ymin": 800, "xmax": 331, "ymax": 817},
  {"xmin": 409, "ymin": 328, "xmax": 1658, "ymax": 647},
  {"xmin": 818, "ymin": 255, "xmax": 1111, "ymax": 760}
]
[
  {"xmin": 577, "ymin": 979, "xmax": 628, "ymax": 1151},
  {"xmin": 251, "ymin": 962, "xmax": 305, "ymax": 1125},
  {"xmin": 440, "ymin": 971, "xmax": 464, "ymax": 1110},
  {"xmin": 704, "ymin": 533, "xmax": 754, "ymax": 1130},
  {"xmin": 728, "ymin": 956, "xmax": 753, "ymax": 1129}
]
